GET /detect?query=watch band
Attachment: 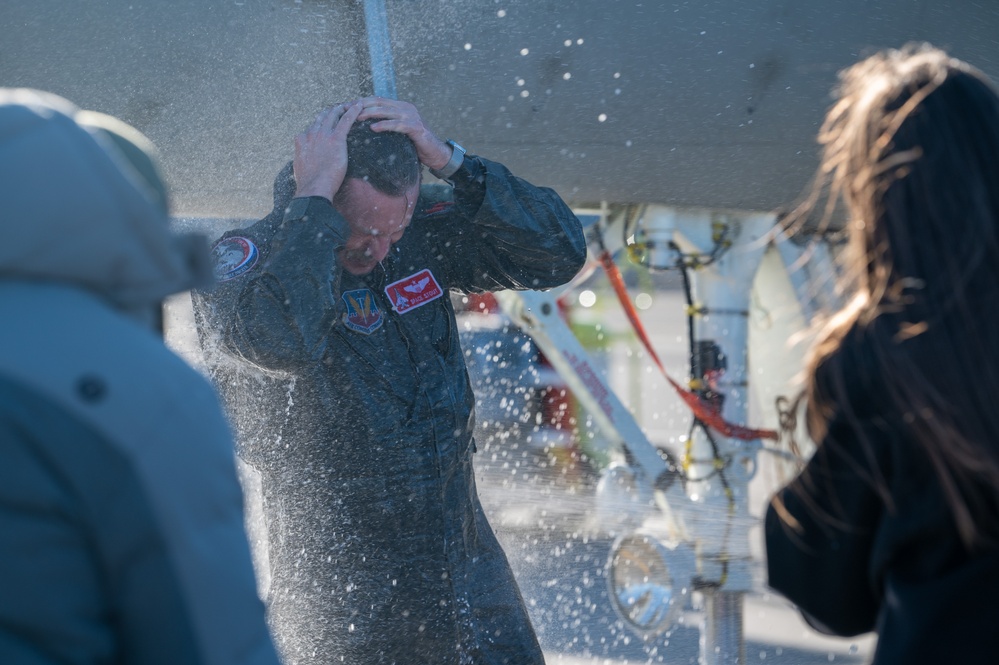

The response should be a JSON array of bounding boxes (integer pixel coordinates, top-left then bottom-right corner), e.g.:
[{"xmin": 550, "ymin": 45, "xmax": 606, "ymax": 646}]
[{"xmin": 429, "ymin": 139, "xmax": 466, "ymax": 180}]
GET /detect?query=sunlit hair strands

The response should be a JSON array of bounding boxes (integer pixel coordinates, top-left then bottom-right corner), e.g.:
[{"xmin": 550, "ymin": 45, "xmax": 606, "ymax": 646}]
[{"xmin": 785, "ymin": 44, "xmax": 999, "ymax": 548}]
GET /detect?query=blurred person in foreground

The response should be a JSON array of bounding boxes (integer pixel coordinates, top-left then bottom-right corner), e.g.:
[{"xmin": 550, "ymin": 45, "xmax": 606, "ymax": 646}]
[
  {"xmin": 193, "ymin": 97, "xmax": 586, "ymax": 664},
  {"xmin": 0, "ymin": 88, "xmax": 280, "ymax": 665},
  {"xmin": 766, "ymin": 45, "xmax": 999, "ymax": 664}
]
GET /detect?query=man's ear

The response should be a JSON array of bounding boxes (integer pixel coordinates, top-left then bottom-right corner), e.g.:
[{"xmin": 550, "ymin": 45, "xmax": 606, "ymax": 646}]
[{"xmin": 332, "ymin": 177, "xmax": 354, "ymax": 207}]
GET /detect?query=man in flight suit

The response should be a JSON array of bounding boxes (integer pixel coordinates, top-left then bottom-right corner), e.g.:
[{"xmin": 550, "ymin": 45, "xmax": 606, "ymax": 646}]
[{"xmin": 194, "ymin": 97, "xmax": 586, "ymax": 665}]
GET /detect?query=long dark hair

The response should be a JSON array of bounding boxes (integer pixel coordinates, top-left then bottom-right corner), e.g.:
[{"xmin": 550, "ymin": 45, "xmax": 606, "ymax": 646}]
[{"xmin": 796, "ymin": 44, "xmax": 999, "ymax": 548}]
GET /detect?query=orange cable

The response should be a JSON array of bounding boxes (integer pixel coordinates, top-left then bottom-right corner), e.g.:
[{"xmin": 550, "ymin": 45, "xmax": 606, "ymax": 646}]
[{"xmin": 598, "ymin": 250, "xmax": 778, "ymax": 442}]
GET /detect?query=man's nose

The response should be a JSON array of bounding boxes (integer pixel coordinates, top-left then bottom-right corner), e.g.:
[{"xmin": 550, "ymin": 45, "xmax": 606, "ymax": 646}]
[{"xmin": 366, "ymin": 236, "xmax": 392, "ymax": 262}]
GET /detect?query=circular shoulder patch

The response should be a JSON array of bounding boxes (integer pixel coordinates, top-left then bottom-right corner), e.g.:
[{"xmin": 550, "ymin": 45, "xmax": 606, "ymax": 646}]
[{"xmin": 211, "ymin": 236, "xmax": 259, "ymax": 281}]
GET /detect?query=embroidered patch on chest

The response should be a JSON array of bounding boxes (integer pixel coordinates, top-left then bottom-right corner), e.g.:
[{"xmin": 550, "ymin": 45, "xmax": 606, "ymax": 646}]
[
  {"xmin": 384, "ymin": 269, "xmax": 444, "ymax": 314},
  {"xmin": 341, "ymin": 288, "xmax": 384, "ymax": 334},
  {"xmin": 211, "ymin": 236, "xmax": 259, "ymax": 281}
]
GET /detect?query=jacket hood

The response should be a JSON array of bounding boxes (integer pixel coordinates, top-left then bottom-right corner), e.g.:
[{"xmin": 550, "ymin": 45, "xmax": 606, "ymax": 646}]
[{"xmin": 0, "ymin": 88, "xmax": 212, "ymax": 311}]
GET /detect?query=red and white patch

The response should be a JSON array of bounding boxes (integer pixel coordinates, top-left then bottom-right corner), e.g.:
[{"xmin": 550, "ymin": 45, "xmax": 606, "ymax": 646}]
[
  {"xmin": 384, "ymin": 269, "xmax": 443, "ymax": 314},
  {"xmin": 211, "ymin": 236, "xmax": 259, "ymax": 282}
]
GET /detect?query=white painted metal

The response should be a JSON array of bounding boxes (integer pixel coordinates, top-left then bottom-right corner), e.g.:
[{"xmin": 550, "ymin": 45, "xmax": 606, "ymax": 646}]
[
  {"xmin": 495, "ymin": 289, "xmax": 691, "ymax": 541},
  {"xmin": 498, "ymin": 204, "xmax": 841, "ymax": 665}
]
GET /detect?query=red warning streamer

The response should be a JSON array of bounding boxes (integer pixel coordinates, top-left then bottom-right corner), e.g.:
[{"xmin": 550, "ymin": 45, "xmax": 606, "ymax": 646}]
[{"xmin": 597, "ymin": 250, "xmax": 778, "ymax": 441}]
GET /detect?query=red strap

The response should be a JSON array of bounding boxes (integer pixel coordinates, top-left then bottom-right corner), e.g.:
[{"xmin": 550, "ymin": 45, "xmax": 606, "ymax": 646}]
[{"xmin": 598, "ymin": 250, "xmax": 778, "ymax": 441}]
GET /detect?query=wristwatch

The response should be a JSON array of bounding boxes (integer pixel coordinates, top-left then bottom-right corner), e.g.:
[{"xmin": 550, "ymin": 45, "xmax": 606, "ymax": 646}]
[{"xmin": 429, "ymin": 139, "xmax": 466, "ymax": 180}]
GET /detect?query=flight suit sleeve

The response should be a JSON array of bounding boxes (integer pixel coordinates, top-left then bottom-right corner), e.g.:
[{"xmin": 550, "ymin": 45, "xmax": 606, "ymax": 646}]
[
  {"xmin": 223, "ymin": 197, "xmax": 349, "ymax": 371},
  {"xmin": 434, "ymin": 155, "xmax": 588, "ymax": 292}
]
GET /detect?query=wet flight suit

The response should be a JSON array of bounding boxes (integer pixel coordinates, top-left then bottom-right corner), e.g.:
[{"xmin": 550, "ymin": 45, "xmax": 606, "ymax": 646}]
[{"xmin": 194, "ymin": 155, "xmax": 586, "ymax": 665}]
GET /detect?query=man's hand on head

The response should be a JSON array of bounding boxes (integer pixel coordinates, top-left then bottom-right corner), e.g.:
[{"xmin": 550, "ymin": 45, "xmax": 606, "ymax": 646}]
[
  {"xmin": 356, "ymin": 97, "xmax": 452, "ymax": 172},
  {"xmin": 293, "ymin": 102, "xmax": 362, "ymax": 201}
]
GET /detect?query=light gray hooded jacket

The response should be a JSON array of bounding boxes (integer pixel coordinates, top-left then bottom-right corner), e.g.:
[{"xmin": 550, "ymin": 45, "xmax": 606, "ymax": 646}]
[{"xmin": 0, "ymin": 88, "xmax": 279, "ymax": 665}]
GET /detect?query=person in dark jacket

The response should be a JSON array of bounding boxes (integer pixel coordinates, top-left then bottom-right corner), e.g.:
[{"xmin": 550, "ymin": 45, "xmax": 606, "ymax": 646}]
[
  {"xmin": 193, "ymin": 97, "xmax": 586, "ymax": 665},
  {"xmin": 765, "ymin": 45, "xmax": 999, "ymax": 664},
  {"xmin": 0, "ymin": 89, "xmax": 280, "ymax": 665}
]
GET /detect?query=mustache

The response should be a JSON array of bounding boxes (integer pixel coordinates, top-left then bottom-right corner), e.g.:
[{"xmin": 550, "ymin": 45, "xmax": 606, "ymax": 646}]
[{"xmin": 341, "ymin": 247, "xmax": 375, "ymax": 260}]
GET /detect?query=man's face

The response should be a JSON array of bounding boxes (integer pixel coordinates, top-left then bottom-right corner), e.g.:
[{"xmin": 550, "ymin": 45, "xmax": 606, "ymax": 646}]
[{"xmin": 334, "ymin": 177, "xmax": 419, "ymax": 275}]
